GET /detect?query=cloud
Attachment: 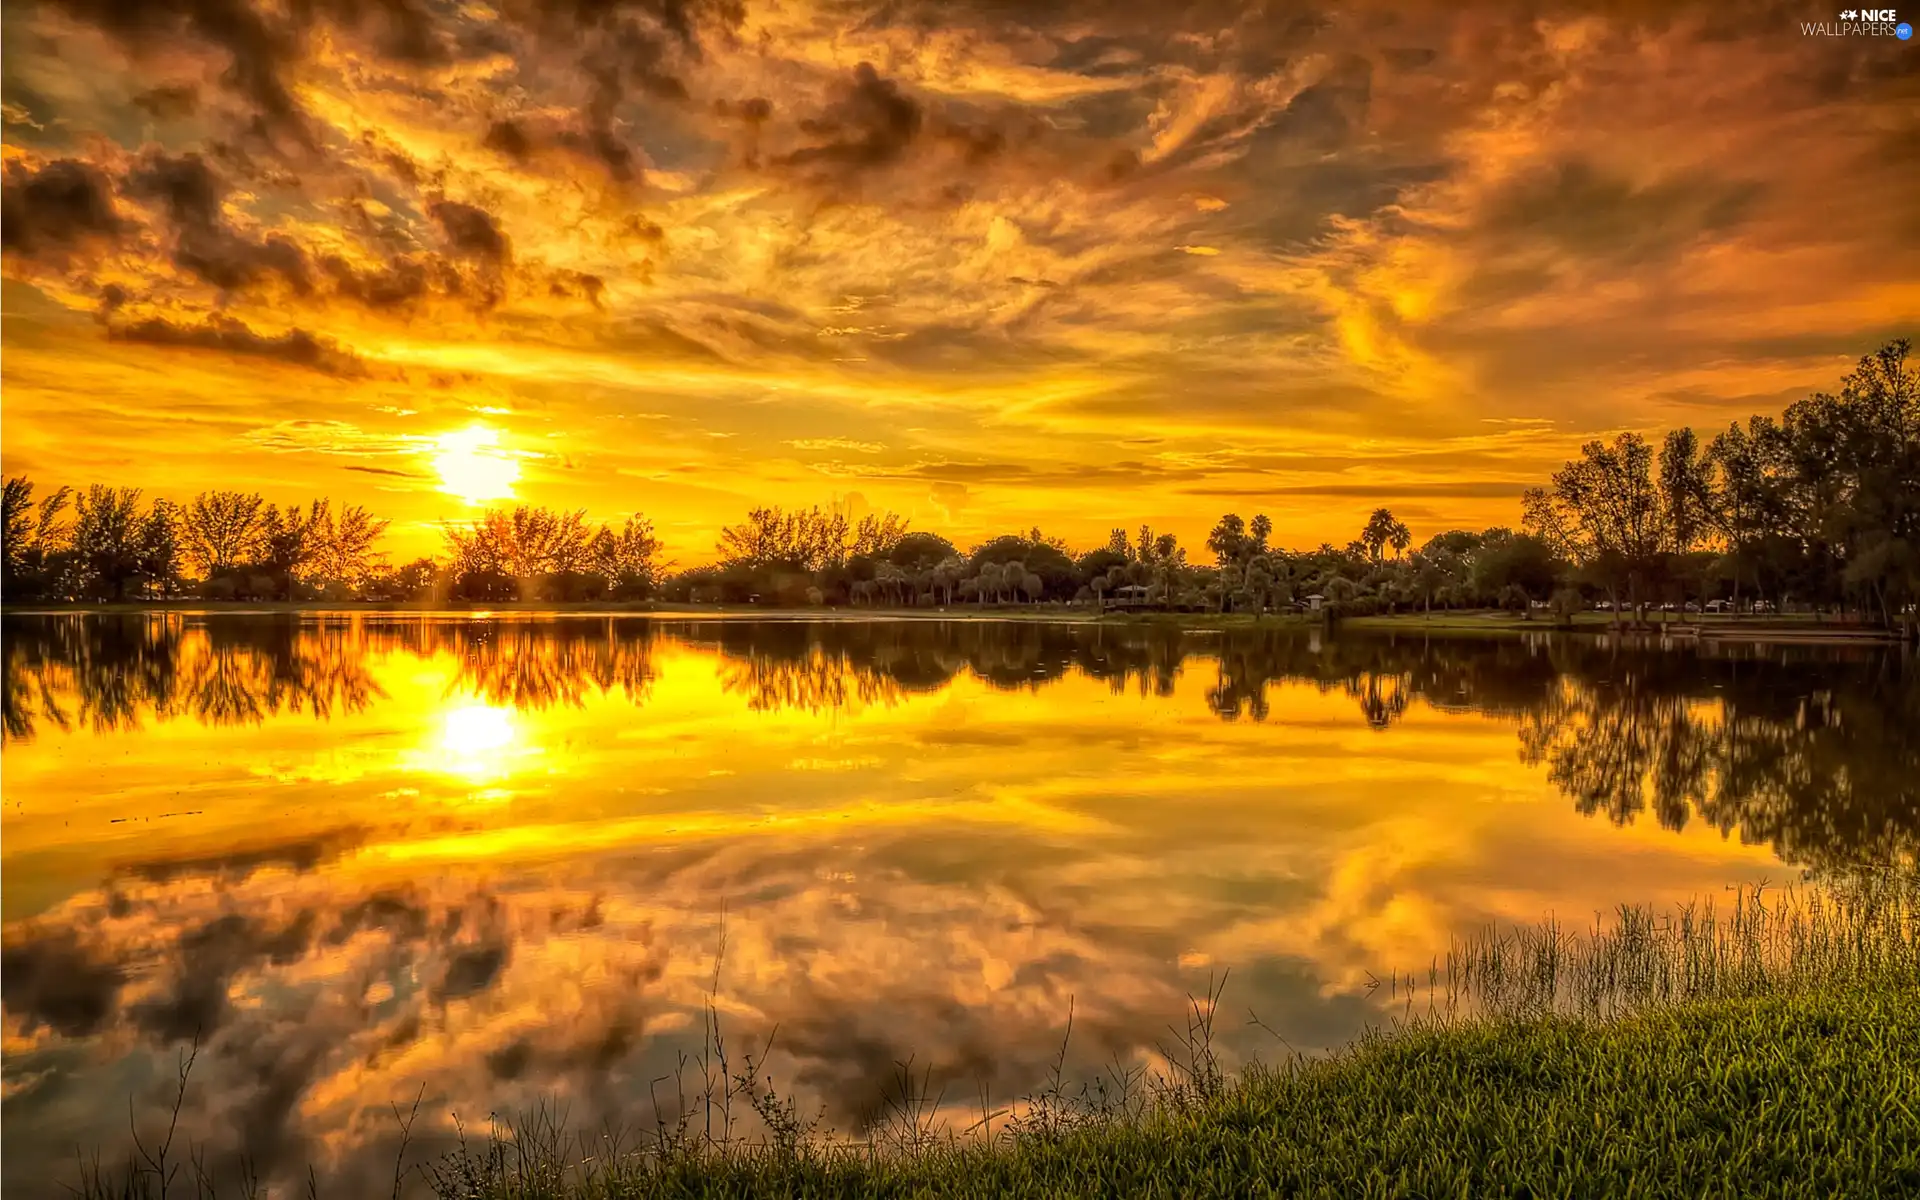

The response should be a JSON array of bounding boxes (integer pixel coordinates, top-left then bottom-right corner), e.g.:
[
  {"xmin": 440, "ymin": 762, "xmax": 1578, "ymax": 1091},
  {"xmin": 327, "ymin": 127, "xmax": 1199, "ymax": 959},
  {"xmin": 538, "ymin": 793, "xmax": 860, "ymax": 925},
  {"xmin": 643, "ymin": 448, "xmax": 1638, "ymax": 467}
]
[
  {"xmin": 0, "ymin": 932, "xmax": 127, "ymax": 1038},
  {"xmin": 39, "ymin": 0, "xmax": 307, "ymax": 138},
  {"xmin": 346, "ymin": 464, "xmax": 430, "ymax": 479},
  {"xmin": 0, "ymin": 0, "xmax": 1916, "ymax": 562},
  {"xmin": 107, "ymin": 316, "xmax": 367, "ymax": 376},
  {"xmin": 125, "ymin": 151, "xmax": 315, "ymax": 295},
  {"xmin": 777, "ymin": 63, "xmax": 924, "ymax": 174},
  {"xmin": 430, "ymin": 200, "xmax": 512, "ymax": 265},
  {"xmin": 1, "ymin": 159, "xmax": 126, "ymax": 264},
  {"xmin": 788, "ymin": 437, "xmax": 884, "ymax": 454}
]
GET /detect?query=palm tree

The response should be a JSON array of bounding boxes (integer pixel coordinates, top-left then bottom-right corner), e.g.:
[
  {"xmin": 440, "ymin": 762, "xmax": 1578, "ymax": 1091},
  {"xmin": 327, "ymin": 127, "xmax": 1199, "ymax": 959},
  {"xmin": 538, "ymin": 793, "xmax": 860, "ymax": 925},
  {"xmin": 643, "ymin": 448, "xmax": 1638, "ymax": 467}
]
[{"xmin": 1362, "ymin": 508, "xmax": 1411, "ymax": 565}]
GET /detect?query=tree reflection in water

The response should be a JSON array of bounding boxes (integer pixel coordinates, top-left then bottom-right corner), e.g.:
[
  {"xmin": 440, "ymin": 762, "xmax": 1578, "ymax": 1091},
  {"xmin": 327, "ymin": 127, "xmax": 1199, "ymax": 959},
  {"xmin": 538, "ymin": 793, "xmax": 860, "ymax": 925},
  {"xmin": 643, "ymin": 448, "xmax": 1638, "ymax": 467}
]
[{"xmin": 3, "ymin": 615, "xmax": 1913, "ymax": 869}]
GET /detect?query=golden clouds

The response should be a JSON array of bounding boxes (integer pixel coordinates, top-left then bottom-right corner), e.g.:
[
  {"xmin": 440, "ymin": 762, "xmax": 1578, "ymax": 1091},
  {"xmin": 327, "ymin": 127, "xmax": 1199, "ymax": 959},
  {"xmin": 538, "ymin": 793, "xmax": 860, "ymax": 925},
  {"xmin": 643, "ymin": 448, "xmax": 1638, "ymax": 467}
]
[{"xmin": 4, "ymin": 0, "xmax": 1918, "ymax": 559}]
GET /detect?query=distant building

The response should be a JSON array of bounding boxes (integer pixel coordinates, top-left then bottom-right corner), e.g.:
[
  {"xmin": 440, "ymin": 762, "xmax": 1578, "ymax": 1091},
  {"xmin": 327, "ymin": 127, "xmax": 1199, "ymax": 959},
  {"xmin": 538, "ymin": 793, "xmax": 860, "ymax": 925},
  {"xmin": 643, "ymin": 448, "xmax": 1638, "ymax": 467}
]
[{"xmin": 1305, "ymin": 593, "xmax": 1326, "ymax": 612}]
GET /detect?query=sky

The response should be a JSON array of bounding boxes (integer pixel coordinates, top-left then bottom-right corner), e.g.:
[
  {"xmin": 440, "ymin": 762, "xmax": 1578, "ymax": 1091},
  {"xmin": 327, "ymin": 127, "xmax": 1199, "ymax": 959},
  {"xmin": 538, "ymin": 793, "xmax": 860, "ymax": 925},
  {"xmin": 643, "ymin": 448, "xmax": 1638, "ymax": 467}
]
[{"xmin": 2, "ymin": 0, "xmax": 1916, "ymax": 565}]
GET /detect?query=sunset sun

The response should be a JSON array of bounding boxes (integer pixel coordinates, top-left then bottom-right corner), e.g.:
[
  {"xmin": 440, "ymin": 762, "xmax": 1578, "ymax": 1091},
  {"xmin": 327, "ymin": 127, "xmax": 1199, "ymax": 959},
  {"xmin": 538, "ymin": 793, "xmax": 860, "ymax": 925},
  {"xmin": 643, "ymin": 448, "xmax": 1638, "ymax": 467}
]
[{"xmin": 431, "ymin": 424, "xmax": 520, "ymax": 505}]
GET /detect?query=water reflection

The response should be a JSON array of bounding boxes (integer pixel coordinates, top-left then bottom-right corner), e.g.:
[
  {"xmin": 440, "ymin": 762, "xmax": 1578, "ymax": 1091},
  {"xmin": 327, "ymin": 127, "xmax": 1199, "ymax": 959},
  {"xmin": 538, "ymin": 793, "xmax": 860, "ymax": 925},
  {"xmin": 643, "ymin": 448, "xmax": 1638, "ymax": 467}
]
[
  {"xmin": 1, "ymin": 615, "xmax": 1914, "ymax": 1194},
  {"xmin": 7, "ymin": 616, "xmax": 1911, "ymax": 871}
]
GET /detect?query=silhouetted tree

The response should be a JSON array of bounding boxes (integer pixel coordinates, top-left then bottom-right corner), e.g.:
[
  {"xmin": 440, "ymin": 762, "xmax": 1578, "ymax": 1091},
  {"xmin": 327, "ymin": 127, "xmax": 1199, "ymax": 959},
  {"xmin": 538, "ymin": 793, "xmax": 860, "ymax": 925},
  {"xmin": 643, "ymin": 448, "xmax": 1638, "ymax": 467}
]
[{"xmin": 182, "ymin": 491, "xmax": 266, "ymax": 576}]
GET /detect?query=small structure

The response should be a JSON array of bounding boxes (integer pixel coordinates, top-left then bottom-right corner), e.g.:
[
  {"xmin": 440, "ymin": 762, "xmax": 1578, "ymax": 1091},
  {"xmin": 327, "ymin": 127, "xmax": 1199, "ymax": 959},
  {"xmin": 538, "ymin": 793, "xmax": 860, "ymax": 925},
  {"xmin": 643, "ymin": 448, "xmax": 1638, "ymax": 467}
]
[
  {"xmin": 1305, "ymin": 593, "xmax": 1326, "ymax": 612},
  {"xmin": 1106, "ymin": 584, "xmax": 1154, "ymax": 610}
]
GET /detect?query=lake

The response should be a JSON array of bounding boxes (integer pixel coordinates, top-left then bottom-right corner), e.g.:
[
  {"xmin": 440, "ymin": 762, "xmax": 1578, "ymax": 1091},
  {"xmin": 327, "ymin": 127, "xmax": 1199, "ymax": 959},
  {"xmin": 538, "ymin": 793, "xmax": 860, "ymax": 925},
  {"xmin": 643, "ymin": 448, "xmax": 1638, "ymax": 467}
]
[{"xmin": 2, "ymin": 613, "xmax": 1915, "ymax": 1194}]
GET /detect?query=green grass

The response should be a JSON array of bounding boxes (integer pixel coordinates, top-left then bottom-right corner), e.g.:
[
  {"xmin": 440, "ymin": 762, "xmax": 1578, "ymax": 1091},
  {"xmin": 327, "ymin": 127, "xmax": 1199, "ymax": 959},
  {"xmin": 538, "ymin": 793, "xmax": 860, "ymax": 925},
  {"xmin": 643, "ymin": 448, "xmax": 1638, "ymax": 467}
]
[
  {"xmin": 570, "ymin": 988, "xmax": 1918, "ymax": 1200},
  {"xmin": 69, "ymin": 876, "xmax": 1920, "ymax": 1199}
]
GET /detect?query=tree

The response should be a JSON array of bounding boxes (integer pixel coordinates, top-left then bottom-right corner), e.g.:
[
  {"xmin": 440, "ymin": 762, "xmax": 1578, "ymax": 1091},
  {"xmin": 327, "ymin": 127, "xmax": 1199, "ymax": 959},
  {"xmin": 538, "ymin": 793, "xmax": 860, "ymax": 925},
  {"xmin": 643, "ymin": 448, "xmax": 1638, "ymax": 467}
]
[
  {"xmin": 71, "ymin": 485, "xmax": 147, "ymax": 600},
  {"xmin": 1656, "ymin": 428, "xmax": 1718, "ymax": 619},
  {"xmin": 373, "ymin": 557, "xmax": 438, "ymax": 601},
  {"xmin": 851, "ymin": 512, "xmax": 911, "ymax": 561},
  {"xmin": 1470, "ymin": 530, "xmax": 1561, "ymax": 615},
  {"xmin": 139, "ymin": 499, "xmax": 184, "ymax": 599},
  {"xmin": 443, "ymin": 505, "xmax": 593, "ymax": 600},
  {"xmin": 1018, "ymin": 568, "xmax": 1043, "ymax": 604},
  {"xmin": 1206, "ymin": 514, "xmax": 1259, "ymax": 611},
  {"xmin": 1707, "ymin": 417, "xmax": 1791, "ymax": 616},
  {"xmin": 2, "ymin": 477, "xmax": 74, "ymax": 599},
  {"xmin": 968, "ymin": 533, "xmax": 1076, "ymax": 600},
  {"xmin": 1206, "ymin": 513, "xmax": 1247, "ymax": 567},
  {"xmin": 1806, "ymin": 339, "xmax": 1919, "ymax": 630},
  {"xmin": 589, "ymin": 514, "xmax": 666, "ymax": 598},
  {"xmin": 1249, "ymin": 513, "xmax": 1273, "ymax": 555},
  {"xmin": 888, "ymin": 532, "xmax": 957, "ymax": 572},
  {"xmin": 1361, "ymin": 508, "xmax": 1411, "ymax": 564},
  {"xmin": 1525, "ymin": 433, "xmax": 1665, "ymax": 624},
  {"xmin": 716, "ymin": 505, "xmax": 907, "ymax": 576},
  {"xmin": 309, "ymin": 501, "xmax": 390, "ymax": 590},
  {"xmin": 976, "ymin": 561, "xmax": 1003, "ymax": 605},
  {"xmin": 257, "ymin": 500, "xmax": 324, "ymax": 599},
  {"xmin": 182, "ymin": 491, "xmax": 266, "ymax": 575}
]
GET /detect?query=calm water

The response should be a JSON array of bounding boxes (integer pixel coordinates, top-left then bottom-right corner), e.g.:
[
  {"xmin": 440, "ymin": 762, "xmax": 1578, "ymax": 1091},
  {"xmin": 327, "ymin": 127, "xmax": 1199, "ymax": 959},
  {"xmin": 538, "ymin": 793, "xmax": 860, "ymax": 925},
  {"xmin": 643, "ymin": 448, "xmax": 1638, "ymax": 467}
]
[{"xmin": 2, "ymin": 614, "xmax": 1915, "ymax": 1193}]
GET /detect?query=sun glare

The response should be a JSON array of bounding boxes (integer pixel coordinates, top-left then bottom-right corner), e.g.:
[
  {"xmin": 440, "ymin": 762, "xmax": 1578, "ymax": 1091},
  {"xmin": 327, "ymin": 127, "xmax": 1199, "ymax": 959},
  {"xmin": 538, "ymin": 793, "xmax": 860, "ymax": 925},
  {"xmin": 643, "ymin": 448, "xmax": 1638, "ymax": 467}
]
[
  {"xmin": 431, "ymin": 424, "xmax": 520, "ymax": 504},
  {"xmin": 430, "ymin": 702, "xmax": 523, "ymax": 783}
]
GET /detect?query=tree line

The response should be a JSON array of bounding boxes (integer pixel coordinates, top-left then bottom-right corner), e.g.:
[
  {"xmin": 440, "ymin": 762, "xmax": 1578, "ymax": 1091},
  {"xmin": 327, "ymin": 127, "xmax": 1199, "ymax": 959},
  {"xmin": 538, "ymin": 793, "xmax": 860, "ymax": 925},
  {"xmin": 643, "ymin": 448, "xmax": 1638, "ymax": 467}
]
[
  {"xmin": 4, "ymin": 340, "xmax": 1912, "ymax": 628},
  {"xmin": 1524, "ymin": 339, "xmax": 1918, "ymax": 630},
  {"xmin": 1, "ymin": 485, "xmax": 391, "ymax": 602}
]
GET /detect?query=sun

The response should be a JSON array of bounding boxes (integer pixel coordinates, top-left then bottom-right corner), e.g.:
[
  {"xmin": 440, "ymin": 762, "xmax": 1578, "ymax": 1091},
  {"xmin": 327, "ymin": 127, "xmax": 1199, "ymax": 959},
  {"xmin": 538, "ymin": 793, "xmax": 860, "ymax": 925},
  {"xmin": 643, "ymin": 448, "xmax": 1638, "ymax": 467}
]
[{"xmin": 431, "ymin": 423, "xmax": 521, "ymax": 504}]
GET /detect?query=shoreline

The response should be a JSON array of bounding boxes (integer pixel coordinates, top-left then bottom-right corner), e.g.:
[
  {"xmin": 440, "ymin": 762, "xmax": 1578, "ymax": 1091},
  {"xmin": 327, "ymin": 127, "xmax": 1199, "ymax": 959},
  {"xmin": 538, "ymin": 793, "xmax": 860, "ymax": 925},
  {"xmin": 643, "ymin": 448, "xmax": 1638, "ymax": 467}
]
[{"xmin": 3, "ymin": 602, "xmax": 1905, "ymax": 644}]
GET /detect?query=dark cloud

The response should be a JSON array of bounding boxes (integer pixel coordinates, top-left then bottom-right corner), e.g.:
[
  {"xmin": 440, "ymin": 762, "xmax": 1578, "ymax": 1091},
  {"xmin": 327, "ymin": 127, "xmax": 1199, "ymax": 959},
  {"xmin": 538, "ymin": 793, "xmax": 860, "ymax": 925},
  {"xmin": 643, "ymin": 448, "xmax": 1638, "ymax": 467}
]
[
  {"xmin": 777, "ymin": 63, "xmax": 923, "ymax": 174},
  {"xmin": 41, "ymin": 0, "xmax": 307, "ymax": 139},
  {"xmin": 117, "ymin": 831, "xmax": 369, "ymax": 885},
  {"xmin": 125, "ymin": 151, "xmax": 315, "ymax": 294},
  {"xmin": 1480, "ymin": 159, "xmax": 1765, "ymax": 267},
  {"xmin": 435, "ymin": 943, "xmax": 510, "ymax": 999},
  {"xmin": 126, "ymin": 911, "xmax": 321, "ymax": 1040},
  {"xmin": 345, "ymin": 464, "xmax": 429, "ymax": 478},
  {"xmin": 325, "ymin": 0, "xmax": 452, "ymax": 65},
  {"xmin": 550, "ymin": 268, "xmax": 606, "ymax": 307},
  {"xmin": 131, "ymin": 83, "xmax": 202, "ymax": 118},
  {"xmin": 1, "ymin": 158, "xmax": 125, "ymax": 263},
  {"xmin": 483, "ymin": 118, "xmax": 535, "ymax": 162},
  {"xmin": 429, "ymin": 199, "xmax": 511, "ymax": 264},
  {"xmin": 715, "ymin": 96, "xmax": 772, "ymax": 124},
  {"xmin": 497, "ymin": 0, "xmax": 746, "ymax": 181},
  {"xmin": 0, "ymin": 932, "xmax": 126, "ymax": 1038},
  {"xmin": 107, "ymin": 315, "xmax": 367, "ymax": 376},
  {"xmin": 321, "ymin": 253, "xmax": 437, "ymax": 310},
  {"xmin": 1270, "ymin": 54, "xmax": 1373, "ymax": 147},
  {"xmin": 327, "ymin": 891, "xmax": 431, "ymax": 944}
]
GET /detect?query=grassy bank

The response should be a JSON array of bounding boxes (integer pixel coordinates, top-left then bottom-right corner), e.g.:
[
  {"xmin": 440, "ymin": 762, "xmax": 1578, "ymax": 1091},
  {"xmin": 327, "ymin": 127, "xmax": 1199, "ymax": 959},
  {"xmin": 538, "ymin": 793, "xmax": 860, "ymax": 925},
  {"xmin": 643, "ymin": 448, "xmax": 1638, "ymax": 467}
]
[
  {"xmin": 68, "ymin": 875, "xmax": 1920, "ymax": 1199},
  {"xmin": 554, "ymin": 988, "xmax": 1918, "ymax": 1199}
]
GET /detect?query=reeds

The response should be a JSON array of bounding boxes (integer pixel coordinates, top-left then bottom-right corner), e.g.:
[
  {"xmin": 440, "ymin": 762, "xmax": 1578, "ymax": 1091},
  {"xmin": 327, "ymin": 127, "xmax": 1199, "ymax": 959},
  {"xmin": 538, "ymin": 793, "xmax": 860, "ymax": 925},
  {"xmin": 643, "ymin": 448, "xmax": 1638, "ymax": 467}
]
[
  {"xmin": 61, "ymin": 872, "xmax": 1920, "ymax": 1198},
  {"xmin": 1445, "ymin": 870, "xmax": 1920, "ymax": 1019}
]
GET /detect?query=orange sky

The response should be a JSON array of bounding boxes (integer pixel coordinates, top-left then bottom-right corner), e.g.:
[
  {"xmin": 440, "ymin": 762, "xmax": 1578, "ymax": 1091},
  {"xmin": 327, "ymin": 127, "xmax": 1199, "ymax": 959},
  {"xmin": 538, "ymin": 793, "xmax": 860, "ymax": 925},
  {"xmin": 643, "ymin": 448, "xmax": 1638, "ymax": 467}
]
[{"xmin": 3, "ymin": 0, "xmax": 1917, "ymax": 564}]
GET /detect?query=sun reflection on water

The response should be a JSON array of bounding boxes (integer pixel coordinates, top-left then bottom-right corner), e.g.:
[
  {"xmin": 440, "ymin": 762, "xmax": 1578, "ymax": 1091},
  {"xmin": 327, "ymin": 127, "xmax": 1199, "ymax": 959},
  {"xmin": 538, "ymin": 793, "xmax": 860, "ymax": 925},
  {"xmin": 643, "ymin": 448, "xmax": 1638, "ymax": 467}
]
[{"xmin": 422, "ymin": 701, "xmax": 529, "ymax": 785}]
